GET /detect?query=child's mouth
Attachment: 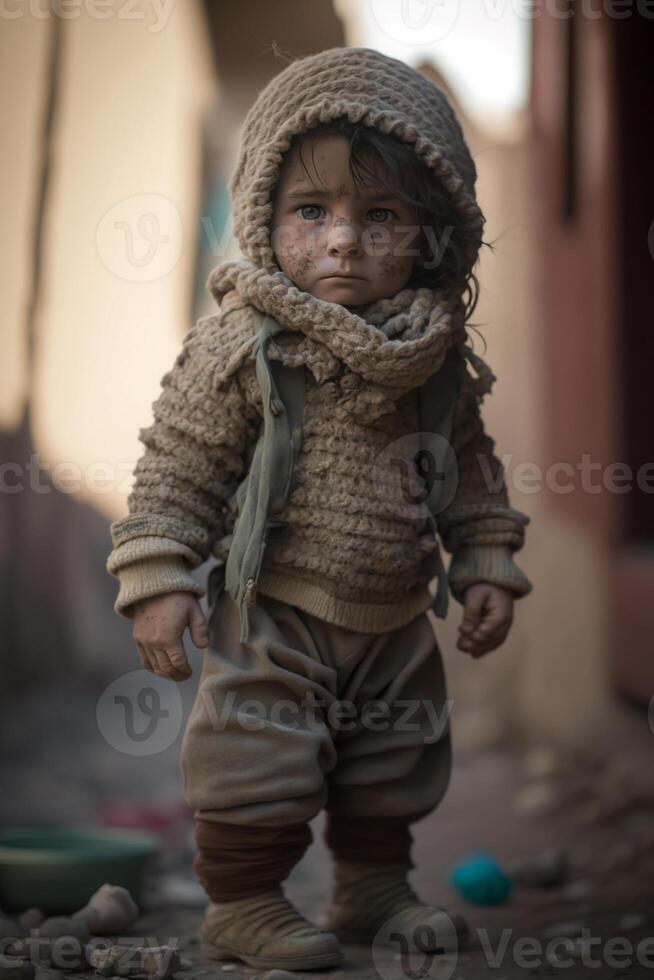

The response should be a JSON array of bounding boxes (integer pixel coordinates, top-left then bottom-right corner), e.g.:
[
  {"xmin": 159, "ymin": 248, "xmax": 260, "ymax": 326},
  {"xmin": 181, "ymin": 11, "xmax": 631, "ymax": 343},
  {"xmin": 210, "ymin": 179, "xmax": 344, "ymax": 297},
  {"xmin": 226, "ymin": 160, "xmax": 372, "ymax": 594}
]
[{"xmin": 321, "ymin": 273, "xmax": 365, "ymax": 281}]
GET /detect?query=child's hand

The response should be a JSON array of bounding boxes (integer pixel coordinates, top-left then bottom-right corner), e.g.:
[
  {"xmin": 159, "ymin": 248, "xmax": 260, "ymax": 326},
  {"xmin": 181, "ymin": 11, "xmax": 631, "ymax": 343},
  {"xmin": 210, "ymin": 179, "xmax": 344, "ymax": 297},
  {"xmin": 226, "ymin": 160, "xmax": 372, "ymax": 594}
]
[
  {"xmin": 457, "ymin": 583, "xmax": 514, "ymax": 658},
  {"xmin": 132, "ymin": 591, "xmax": 210, "ymax": 682}
]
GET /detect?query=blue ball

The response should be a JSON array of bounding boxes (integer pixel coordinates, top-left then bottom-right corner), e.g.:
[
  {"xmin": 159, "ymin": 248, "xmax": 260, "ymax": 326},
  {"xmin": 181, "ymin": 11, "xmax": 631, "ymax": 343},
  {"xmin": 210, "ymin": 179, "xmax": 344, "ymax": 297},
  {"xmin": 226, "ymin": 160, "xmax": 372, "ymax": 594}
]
[{"xmin": 449, "ymin": 852, "xmax": 512, "ymax": 905}]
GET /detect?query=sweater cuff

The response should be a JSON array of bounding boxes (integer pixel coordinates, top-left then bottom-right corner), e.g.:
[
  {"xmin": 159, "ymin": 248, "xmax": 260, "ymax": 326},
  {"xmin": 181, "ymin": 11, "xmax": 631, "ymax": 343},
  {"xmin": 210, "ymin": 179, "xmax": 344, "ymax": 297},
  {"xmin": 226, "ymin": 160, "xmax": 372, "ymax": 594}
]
[
  {"xmin": 107, "ymin": 535, "xmax": 203, "ymax": 576},
  {"xmin": 110, "ymin": 513, "xmax": 210, "ymax": 556},
  {"xmin": 447, "ymin": 544, "xmax": 533, "ymax": 604},
  {"xmin": 111, "ymin": 554, "xmax": 205, "ymax": 619}
]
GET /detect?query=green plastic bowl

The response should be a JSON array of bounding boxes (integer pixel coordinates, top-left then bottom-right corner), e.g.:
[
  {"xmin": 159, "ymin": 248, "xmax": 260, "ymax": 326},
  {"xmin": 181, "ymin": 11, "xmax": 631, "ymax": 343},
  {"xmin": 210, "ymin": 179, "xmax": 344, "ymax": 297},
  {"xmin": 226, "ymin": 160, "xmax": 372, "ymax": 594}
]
[{"xmin": 0, "ymin": 824, "xmax": 159, "ymax": 914}]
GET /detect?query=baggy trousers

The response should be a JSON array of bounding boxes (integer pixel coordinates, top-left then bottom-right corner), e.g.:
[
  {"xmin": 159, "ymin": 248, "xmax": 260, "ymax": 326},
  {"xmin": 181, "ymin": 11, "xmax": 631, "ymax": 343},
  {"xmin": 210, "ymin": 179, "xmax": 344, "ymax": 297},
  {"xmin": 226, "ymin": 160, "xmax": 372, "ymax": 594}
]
[{"xmin": 180, "ymin": 587, "xmax": 452, "ymax": 901}]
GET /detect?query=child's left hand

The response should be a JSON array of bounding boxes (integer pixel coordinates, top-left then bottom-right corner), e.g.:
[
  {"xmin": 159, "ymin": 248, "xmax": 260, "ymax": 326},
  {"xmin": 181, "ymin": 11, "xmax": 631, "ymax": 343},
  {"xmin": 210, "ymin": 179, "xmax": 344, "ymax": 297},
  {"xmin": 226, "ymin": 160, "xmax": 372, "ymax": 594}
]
[{"xmin": 457, "ymin": 583, "xmax": 514, "ymax": 657}]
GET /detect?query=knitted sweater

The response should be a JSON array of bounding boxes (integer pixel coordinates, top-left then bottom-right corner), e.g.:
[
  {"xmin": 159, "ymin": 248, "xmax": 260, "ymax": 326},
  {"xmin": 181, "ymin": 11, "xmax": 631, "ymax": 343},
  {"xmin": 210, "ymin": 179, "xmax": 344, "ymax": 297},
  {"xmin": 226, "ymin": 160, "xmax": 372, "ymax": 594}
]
[{"xmin": 106, "ymin": 46, "xmax": 533, "ymax": 630}]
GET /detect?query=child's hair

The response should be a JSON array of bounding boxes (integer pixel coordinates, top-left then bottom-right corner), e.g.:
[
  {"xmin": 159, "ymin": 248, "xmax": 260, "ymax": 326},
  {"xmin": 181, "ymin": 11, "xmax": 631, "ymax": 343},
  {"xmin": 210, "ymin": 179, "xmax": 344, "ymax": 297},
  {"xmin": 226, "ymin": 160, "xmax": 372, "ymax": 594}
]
[{"xmin": 274, "ymin": 116, "xmax": 489, "ymax": 323}]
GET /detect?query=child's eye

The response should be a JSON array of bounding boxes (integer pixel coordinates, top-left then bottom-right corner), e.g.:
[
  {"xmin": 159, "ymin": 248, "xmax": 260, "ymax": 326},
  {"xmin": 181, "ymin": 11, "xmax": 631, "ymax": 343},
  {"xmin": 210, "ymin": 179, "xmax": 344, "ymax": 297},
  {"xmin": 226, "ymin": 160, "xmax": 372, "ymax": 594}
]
[
  {"xmin": 297, "ymin": 205, "xmax": 324, "ymax": 220},
  {"xmin": 368, "ymin": 207, "xmax": 394, "ymax": 223}
]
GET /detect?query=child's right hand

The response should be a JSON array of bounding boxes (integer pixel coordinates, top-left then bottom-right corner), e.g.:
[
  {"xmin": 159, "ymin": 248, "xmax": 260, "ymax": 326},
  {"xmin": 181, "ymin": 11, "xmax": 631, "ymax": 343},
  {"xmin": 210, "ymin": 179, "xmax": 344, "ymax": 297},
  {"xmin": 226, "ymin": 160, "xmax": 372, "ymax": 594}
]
[{"xmin": 132, "ymin": 591, "xmax": 210, "ymax": 682}]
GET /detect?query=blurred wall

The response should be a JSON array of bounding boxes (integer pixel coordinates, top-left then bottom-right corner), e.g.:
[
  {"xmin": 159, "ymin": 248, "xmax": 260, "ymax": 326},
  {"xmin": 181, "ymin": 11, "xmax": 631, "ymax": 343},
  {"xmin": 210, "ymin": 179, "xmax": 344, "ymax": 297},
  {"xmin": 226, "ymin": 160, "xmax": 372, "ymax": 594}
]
[
  {"xmin": 0, "ymin": 1, "xmax": 216, "ymax": 689},
  {"xmin": 430, "ymin": 56, "xmax": 623, "ymax": 753}
]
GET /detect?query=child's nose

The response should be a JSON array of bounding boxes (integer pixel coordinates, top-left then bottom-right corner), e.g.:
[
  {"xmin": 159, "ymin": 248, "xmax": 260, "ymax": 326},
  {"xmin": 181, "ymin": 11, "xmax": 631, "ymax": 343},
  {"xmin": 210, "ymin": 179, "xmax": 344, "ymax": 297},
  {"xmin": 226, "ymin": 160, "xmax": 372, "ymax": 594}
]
[{"xmin": 326, "ymin": 221, "xmax": 361, "ymax": 259}]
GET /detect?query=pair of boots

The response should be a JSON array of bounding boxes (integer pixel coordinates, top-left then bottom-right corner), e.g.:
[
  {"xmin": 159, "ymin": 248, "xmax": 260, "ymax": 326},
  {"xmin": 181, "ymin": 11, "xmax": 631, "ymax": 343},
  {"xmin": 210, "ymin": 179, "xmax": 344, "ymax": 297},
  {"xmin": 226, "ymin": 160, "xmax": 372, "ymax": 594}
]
[{"xmin": 200, "ymin": 859, "xmax": 469, "ymax": 971}]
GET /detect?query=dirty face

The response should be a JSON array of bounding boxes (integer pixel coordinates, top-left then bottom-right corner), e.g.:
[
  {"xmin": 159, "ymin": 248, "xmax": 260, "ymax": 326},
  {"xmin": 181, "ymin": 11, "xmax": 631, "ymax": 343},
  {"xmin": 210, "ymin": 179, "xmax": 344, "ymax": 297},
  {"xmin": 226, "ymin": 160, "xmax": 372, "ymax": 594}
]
[{"xmin": 269, "ymin": 133, "xmax": 420, "ymax": 310}]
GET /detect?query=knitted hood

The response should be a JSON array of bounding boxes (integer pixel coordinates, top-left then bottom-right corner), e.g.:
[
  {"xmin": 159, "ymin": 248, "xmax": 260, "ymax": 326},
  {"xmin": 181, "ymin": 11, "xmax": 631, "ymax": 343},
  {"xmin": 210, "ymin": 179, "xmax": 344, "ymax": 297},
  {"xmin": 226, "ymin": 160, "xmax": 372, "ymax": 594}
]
[
  {"xmin": 228, "ymin": 45, "xmax": 484, "ymax": 275},
  {"xmin": 207, "ymin": 46, "xmax": 493, "ymax": 414}
]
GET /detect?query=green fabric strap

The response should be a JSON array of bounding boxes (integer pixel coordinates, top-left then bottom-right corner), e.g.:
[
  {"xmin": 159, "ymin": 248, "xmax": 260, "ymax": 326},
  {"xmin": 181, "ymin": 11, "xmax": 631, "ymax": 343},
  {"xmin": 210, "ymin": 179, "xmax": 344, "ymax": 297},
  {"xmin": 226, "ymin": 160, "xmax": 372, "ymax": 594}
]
[
  {"xmin": 417, "ymin": 345, "xmax": 462, "ymax": 620},
  {"xmin": 224, "ymin": 313, "xmax": 305, "ymax": 642},
  {"xmin": 224, "ymin": 313, "xmax": 460, "ymax": 641}
]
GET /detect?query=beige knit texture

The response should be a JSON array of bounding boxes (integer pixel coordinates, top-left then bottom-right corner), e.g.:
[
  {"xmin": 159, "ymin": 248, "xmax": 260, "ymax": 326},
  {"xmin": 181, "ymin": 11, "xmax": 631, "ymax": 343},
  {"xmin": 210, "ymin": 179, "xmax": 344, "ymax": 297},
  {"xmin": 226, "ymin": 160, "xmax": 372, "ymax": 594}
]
[
  {"xmin": 107, "ymin": 536, "xmax": 206, "ymax": 617},
  {"xmin": 229, "ymin": 46, "xmax": 484, "ymax": 275},
  {"xmin": 111, "ymin": 554, "xmax": 205, "ymax": 620},
  {"xmin": 106, "ymin": 46, "xmax": 533, "ymax": 622},
  {"xmin": 107, "ymin": 277, "xmax": 532, "ymax": 619}
]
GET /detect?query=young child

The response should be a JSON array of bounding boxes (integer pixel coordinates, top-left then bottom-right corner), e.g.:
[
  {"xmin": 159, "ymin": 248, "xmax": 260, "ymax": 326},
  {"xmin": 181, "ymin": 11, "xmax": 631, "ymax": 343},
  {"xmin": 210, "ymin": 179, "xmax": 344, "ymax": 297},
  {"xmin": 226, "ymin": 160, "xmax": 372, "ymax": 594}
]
[{"xmin": 107, "ymin": 47, "xmax": 533, "ymax": 971}]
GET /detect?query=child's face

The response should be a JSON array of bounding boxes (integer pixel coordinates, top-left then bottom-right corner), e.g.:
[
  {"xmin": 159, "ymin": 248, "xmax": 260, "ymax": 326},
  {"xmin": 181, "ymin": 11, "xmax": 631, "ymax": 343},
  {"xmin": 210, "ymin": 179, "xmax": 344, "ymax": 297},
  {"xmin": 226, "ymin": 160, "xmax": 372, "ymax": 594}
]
[{"xmin": 269, "ymin": 134, "xmax": 419, "ymax": 310}]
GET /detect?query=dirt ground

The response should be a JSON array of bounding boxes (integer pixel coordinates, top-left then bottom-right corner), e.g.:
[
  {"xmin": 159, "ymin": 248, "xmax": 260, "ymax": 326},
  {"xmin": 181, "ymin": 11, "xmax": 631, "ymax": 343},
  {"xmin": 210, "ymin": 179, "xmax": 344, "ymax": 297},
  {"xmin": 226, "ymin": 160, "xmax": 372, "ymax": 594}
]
[
  {"xmin": 138, "ymin": 724, "xmax": 654, "ymax": 980},
  {"xmin": 1, "ymin": 683, "xmax": 653, "ymax": 980}
]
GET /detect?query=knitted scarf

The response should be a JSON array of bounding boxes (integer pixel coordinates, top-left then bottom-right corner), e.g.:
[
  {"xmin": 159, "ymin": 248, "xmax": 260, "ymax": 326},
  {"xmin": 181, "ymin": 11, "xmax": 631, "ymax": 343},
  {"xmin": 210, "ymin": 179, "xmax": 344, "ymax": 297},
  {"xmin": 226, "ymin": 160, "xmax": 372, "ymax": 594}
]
[{"xmin": 207, "ymin": 259, "xmax": 496, "ymax": 422}]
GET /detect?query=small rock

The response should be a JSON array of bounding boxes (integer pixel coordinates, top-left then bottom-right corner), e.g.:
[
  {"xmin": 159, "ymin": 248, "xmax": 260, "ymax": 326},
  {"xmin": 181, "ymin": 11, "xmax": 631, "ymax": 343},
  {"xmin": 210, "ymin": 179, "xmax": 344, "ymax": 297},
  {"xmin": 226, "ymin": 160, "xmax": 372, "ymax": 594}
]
[
  {"xmin": 542, "ymin": 920, "xmax": 584, "ymax": 940},
  {"xmin": 143, "ymin": 948, "xmax": 182, "ymax": 978},
  {"xmin": 89, "ymin": 944, "xmax": 181, "ymax": 980},
  {"xmin": 220, "ymin": 967, "xmax": 237, "ymax": 973},
  {"xmin": 74, "ymin": 884, "xmax": 139, "ymax": 935},
  {"xmin": 88, "ymin": 944, "xmax": 132, "ymax": 977}
]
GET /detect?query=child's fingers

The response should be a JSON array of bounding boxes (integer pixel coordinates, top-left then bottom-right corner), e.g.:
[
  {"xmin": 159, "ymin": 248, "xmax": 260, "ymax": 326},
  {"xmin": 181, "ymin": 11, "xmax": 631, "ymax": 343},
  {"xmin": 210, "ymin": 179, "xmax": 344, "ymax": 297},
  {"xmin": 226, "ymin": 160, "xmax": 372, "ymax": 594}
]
[
  {"xmin": 458, "ymin": 635, "xmax": 496, "ymax": 657},
  {"xmin": 136, "ymin": 641, "xmax": 156, "ymax": 673},
  {"xmin": 458, "ymin": 585, "xmax": 514, "ymax": 657},
  {"xmin": 472, "ymin": 606, "xmax": 505, "ymax": 638},
  {"xmin": 459, "ymin": 592, "xmax": 486, "ymax": 634},
  {"xmin": 150, "ymin": 645, "xmax": 191, "ymax": 681},
  {"xmin": 139, "ymin": 643, "xmax": 179, "ymax": 680},
  {"xmin": 188, "ymin": 602, "xmax": 210, "ymax": 650},
  {"xmin": 458, "ymin": 619, "xmax": 511, "ymax": 657},
  {"xmin": 149, "ymin": 646, "xmax": 171, "ymax": 677},
  {"xmin": 164, "ymin": 642, "xmax": 193, "ymax": 679},
  {"xmin": 463, "ymin": 620, "xmax": 507, "ymax": 649},
  {"xmin": 459, "ymin": 624, "xmax": 508, "ymax": 653}
]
